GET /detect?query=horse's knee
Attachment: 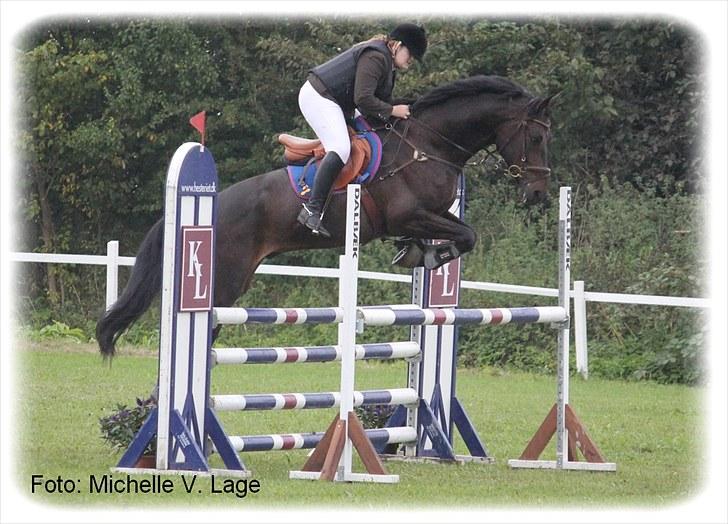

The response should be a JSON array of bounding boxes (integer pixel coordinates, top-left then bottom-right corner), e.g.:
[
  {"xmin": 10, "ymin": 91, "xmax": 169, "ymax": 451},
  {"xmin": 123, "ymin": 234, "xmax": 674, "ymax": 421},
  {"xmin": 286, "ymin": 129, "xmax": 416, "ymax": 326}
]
[{"xmin": 460, "ymin": 227, "xmax": 477, "ymax": 253}]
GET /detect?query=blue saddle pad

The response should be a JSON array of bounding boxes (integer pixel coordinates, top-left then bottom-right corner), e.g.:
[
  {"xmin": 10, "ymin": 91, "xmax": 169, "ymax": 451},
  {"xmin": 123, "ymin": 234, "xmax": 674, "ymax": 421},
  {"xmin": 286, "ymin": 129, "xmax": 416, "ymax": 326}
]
[{"xmin": 287, "ymin": 117, "xmax": 382, "ymax": 199}]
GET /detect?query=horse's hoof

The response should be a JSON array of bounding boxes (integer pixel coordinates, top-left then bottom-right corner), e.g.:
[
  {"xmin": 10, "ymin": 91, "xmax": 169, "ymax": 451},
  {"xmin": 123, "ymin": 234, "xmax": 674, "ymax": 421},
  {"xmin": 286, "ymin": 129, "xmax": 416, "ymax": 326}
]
[
  {"xmin": 392, "ymin": 243, "xmax": 424, "ymax": 268},
  {"xmin": 393, "ymin": 236, "xmax": 415, "ymax": 251}
]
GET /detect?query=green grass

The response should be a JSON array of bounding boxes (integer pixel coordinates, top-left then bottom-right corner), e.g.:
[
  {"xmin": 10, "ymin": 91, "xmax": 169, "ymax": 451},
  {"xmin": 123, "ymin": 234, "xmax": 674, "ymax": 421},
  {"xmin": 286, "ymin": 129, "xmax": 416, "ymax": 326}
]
[{"xmin": 14, "ymin": 340, "xmax": 703, "ymax": 509}]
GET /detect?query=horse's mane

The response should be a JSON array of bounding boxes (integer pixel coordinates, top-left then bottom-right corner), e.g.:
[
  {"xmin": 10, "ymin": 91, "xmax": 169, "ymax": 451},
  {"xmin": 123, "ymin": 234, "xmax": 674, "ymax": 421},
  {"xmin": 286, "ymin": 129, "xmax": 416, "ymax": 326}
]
[{"xmin": 411, "ymin": 75, "xmax": 535, "ymax": 116}]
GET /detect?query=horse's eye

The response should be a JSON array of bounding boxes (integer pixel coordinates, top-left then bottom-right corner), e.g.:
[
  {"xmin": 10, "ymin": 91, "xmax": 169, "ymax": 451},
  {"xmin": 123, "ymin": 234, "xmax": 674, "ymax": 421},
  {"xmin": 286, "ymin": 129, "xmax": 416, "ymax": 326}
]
[{"xmin": 531, "ymin": 134, "xmax": 543, "ymax": 145}]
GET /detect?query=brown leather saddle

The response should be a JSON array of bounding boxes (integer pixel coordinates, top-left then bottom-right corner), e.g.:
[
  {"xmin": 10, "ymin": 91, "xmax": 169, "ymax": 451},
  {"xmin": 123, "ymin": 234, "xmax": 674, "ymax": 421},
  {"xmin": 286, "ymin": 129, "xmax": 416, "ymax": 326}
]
[{"xmin": 278, "ymin": 127, "xmax": 372, "ymax": 190}]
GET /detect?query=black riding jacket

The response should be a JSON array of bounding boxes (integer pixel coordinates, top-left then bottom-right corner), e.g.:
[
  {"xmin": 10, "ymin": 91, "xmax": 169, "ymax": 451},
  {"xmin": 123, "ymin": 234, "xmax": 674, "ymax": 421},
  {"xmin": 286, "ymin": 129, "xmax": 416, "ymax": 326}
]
[{"xmin": 308, "ymin": 40, "xmax": 395, "ymax": 123}]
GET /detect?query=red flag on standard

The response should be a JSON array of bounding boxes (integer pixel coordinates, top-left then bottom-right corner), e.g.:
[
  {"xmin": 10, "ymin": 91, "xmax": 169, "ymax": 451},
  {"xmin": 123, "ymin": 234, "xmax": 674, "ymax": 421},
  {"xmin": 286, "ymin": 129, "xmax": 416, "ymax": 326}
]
[{"xmin": 189, "ymin": 111, "xmax": 206, "ymax": 145}]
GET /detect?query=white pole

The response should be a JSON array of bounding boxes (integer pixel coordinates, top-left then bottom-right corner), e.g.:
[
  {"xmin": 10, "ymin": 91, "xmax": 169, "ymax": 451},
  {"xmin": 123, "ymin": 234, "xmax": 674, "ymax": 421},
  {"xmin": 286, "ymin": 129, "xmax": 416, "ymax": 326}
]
[
  {"xmin": 574, "ymin": 280, "xmax": 589, "ymax": 379},
  {"xmin": 155, "ymin": 142, "xmax": 199, "ymax": 470},
  {"xmin": 406, "ymin": 267, "xmax": 424, "ymax": 458},
  {"xmin": 338, "ymin": 184, "xmax": 361, "ymax": 480},
  {"xmin": 556, "ymin": 186, "xmax": 572, "ymax": 469},
  {"xmin": 105, "ymin": 240, "xmax": 119, "ymax": 310}
]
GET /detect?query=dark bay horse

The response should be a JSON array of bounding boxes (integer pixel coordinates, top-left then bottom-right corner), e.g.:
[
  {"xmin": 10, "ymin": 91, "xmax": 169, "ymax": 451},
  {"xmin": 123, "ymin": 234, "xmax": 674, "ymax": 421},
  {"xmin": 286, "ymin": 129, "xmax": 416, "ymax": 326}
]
[{"xmin": 97, "ymin": 75, "xmax": 557, "ymax": 357}]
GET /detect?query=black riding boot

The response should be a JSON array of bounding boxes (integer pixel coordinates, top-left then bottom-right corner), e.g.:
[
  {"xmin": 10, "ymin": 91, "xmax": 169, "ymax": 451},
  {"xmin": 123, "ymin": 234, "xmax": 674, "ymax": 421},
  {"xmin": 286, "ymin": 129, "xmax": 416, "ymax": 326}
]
[{"xmin": 297, "ymin": 151, "xmax": 345, "ymax": 238}]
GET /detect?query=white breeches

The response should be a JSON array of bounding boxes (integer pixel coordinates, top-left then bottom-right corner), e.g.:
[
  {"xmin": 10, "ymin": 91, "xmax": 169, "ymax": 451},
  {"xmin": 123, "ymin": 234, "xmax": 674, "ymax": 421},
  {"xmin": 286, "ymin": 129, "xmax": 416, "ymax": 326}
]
[{"xmin": 298, "ymin": 80, "xmax": 351, "ymax": 163}]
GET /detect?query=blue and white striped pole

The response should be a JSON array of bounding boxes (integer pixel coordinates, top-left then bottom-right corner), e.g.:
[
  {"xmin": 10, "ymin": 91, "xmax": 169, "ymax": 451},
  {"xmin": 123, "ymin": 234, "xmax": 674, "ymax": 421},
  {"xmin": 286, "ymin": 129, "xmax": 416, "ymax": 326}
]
[
  {"xmin": 211, "ymin": 342, "xmax": 420, "ymax": 365},
  {"xmin": 357, "ymin": 306, "xmax": 566, "ymax": 326},
  {"xmin": 228, "ymin": 427, "xmax": 417, "ymax": 453},
  {"xmin": 211, "ymin": 388, "xmax": 418, "ymax": 411}
]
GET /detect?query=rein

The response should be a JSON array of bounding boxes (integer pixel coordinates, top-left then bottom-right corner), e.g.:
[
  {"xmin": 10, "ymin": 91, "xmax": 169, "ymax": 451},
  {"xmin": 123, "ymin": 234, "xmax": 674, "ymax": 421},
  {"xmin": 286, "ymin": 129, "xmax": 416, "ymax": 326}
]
[
  {"xmin": 377, "ymin": 114, "xmax": 551, "ymax": 183},
  {"xmin": 377, "ymin": 118, "xmax": 466, "ymax": 180}
]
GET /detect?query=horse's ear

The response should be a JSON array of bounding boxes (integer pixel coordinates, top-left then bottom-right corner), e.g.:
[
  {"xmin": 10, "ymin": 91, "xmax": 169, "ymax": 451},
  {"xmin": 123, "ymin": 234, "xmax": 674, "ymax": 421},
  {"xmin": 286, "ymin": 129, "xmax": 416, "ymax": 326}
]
[
  {"xmin": 544, "ymin": 91, "xmax": 563, "ymax": 107},
  {"xmin": 532, "ymin": 91, "xmax": 562, "ymax": 117},
  {"xmin": 543, "ymin": 91, "xmax": 563, "ymax": 110}
]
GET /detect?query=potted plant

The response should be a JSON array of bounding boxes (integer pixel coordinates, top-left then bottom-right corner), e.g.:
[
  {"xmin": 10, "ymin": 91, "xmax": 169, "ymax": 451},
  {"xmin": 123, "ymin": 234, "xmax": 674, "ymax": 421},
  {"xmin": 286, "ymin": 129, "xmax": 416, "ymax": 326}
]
[
  {"xmin": 355, "ymin": 404, "xmax": 399, "ymax": 454},
  {"xmin": 355, "ymin": 404, "xmax": 396, "ymax": 430},
  {"xmin": 99, "ymin": 395, "xmax": 157, "ymax": 467}
]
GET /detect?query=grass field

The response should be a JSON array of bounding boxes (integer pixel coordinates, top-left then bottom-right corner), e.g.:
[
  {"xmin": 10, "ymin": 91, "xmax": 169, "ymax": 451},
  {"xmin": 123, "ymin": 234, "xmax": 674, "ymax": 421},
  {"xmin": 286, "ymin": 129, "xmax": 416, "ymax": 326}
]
[{"xmin": 13, "ymin": 340, "xmax": 703, "ymax": 512}]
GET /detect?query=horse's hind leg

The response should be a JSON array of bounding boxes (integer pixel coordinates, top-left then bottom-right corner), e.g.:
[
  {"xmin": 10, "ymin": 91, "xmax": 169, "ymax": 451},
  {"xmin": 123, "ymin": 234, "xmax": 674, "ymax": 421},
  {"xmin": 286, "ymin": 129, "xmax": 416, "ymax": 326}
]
[{"xmin": 211, "ymin": 244, "xmax": 267, "ymax": 342}]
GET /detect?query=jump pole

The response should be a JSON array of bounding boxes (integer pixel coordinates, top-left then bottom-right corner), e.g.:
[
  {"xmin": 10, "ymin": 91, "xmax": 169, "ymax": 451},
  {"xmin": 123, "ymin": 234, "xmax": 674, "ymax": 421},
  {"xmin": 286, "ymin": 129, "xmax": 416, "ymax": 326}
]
[{"xmin": 508, "ymin": 187, "xmax": 616, "ymax": 471}]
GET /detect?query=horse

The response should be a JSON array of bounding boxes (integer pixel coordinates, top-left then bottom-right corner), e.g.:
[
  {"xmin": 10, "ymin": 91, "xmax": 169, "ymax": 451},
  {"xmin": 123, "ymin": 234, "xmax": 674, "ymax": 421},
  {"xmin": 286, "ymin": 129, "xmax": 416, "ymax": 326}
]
[{"xmin": 96, "ymin": 75, "xmax": 557, "ymax": 358}]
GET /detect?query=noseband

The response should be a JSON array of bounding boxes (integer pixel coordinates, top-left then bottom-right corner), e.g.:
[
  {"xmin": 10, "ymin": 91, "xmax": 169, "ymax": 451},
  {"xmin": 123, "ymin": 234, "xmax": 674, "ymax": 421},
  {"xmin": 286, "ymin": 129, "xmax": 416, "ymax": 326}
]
[{"xmin": 379, "ymin": 115, "xmax": 551, "ymax": 184}]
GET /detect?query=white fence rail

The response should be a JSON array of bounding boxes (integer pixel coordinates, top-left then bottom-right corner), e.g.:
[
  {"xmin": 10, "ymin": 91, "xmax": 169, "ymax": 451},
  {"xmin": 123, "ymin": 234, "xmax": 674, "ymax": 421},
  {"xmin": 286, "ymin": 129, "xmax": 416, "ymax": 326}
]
[{"xmin": 10, "ymin": 241, "xmax": 709, "ymax": 378}]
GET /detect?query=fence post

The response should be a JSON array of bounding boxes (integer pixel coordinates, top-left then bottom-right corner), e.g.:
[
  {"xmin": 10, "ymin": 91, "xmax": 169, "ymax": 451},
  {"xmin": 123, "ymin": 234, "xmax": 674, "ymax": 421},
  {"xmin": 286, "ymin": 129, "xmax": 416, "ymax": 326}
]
[
  {"xmin": 574, "ymin": 280, "xmax": 588, "ymax": 379},
  {"xmin": 105, "ymin": 240, "xmax": 119, "ymax": 310}
]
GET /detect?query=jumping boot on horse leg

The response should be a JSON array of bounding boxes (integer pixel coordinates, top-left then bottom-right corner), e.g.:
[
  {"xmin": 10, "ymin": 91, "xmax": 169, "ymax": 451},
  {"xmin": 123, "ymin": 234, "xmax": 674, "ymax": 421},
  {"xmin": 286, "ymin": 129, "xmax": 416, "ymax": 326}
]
[
  {"xmin": 391, "ymin": 238, "xmax": 460, "ymax": 270},
  {"xmin": 423, "ymin": 241, "xmax": 461, "ymax": 270},
  {"xmin": 297, "ymin": 151, "xmax": 345, "ymax": 238}
]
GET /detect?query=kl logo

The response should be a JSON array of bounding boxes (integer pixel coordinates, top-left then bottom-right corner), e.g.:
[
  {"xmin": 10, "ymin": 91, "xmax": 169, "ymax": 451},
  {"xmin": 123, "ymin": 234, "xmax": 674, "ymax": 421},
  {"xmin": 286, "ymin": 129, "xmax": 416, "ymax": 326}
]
[
  {"xmin": 180, "ymin": 226, "xmax": 213, "ymax": 311},
  {"xmin": 427, "ymin": 240, "xmax": 461, "ymax": 308}
]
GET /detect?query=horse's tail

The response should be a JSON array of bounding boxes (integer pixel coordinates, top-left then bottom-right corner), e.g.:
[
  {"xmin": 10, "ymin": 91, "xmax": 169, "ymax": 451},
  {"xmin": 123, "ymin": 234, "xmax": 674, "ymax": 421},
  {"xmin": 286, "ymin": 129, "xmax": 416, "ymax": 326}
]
[{"xmin": 96, "ymin": 219, "xmax": 164, "ymax": 359}]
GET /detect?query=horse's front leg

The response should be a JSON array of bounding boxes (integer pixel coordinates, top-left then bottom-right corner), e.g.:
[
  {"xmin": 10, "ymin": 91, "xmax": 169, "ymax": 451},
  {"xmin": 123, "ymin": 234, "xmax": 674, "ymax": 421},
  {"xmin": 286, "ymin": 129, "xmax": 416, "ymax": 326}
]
[{"xmin": 391, "ymin": 209, "xmax": 477, "ymax": 270}]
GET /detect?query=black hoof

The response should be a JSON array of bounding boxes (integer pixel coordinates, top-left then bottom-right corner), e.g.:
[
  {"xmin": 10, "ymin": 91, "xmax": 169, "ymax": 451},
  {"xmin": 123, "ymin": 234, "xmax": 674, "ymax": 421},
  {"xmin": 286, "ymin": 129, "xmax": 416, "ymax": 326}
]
[{"xmin": 392, "ymin": 243, "xmax": 425, "ymax": 268}]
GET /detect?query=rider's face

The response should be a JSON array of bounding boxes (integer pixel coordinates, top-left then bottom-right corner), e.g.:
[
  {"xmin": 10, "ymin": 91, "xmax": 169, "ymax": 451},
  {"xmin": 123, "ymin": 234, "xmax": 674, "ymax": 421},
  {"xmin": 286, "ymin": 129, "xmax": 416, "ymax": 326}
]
[{"xmin": 393, "ymin": 45, "xmax": 413, "ymax": 70}]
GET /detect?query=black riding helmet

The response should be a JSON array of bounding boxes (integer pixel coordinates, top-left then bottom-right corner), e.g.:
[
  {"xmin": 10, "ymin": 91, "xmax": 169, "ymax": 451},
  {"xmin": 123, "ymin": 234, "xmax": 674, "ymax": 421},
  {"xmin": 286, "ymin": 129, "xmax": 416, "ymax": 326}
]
[{"xmin": 389, "ymin": 23, "xmax": 427, "ymax": 61}]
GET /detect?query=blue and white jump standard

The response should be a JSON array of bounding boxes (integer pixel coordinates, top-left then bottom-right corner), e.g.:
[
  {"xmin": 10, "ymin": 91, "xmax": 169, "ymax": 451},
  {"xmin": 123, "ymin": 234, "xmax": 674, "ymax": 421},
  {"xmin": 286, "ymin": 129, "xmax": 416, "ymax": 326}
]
[{"xmin": 115, "ymin": 142, "xmax": 248, "ymax": 476}]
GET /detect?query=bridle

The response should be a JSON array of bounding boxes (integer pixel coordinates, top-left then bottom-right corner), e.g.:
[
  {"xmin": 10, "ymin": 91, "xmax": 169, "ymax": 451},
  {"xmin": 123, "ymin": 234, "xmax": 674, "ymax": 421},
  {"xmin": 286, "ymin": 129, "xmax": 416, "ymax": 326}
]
[
  {"xmin": 494, "ymin": 117, "xmax": 552, "ymax": 182},
  {"xmin": 378, "ymin": 114, "xmax": 551, "ymax": 184}
]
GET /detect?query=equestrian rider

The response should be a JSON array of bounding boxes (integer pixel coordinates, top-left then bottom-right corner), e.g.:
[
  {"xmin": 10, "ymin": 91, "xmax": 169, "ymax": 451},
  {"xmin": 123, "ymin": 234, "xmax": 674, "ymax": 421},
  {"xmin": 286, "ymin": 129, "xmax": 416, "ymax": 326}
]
[{"xmin": 297, "ymin": 23, "xmax": 428, "ymax": 237}]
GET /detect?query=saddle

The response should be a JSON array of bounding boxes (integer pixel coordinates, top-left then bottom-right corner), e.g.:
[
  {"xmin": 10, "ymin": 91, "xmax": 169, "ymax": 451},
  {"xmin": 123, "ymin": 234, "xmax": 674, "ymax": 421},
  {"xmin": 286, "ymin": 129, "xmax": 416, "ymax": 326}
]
[
  {"xmin": 279, "ymin": 126, "xmax": 372, "ymax": 191},
  {"xmin": 281, "ymin": 117, "xmax": 385, "ymax": 235}
]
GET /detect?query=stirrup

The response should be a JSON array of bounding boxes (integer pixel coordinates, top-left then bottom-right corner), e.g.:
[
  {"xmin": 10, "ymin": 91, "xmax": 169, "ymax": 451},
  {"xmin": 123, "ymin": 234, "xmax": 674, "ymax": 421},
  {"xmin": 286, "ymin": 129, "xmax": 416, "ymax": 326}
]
[{"xmin": 297, "ymin": 205, "xmax": 331, "ymax": 238}]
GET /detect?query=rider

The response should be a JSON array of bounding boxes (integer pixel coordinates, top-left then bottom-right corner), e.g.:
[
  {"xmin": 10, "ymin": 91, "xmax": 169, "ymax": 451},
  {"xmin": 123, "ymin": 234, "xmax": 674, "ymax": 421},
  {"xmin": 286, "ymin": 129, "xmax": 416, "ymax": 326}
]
[{"xmin": 297, "ymin": 23, "xmax": 428, "ymax": 237}]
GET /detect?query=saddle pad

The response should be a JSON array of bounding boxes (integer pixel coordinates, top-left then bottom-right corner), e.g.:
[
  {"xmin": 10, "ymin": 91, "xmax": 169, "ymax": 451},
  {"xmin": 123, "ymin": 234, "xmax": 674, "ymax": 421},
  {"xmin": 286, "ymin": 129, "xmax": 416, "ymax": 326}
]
[{"xmin": 287, "ymin": 117, "xmax": 383, "ymax": 199}]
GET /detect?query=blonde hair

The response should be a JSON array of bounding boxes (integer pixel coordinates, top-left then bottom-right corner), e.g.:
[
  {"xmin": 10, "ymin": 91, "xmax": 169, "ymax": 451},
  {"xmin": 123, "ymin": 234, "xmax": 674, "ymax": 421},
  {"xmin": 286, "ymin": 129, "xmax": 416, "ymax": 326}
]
[
  {"xmin": 357, "ymin": 35, "xmax": 388, "ymax": 45},
  {"xmin": 357, "ymin": 35, "xmax": 400, "ymax": 56}
]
